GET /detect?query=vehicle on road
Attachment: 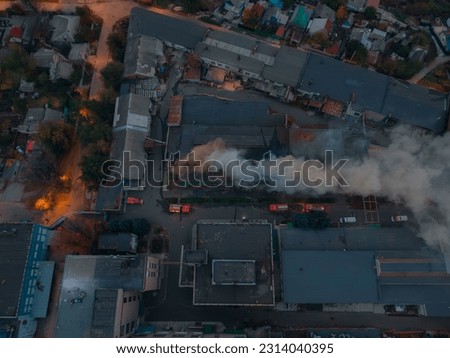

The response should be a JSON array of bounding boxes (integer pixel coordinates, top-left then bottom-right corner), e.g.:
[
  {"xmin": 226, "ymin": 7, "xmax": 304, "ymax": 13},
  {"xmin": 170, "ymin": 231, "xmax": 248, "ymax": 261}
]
[
  {"xmin": 269, "ymin": 203, "xmax": 289, "ymax": 212},
  {"xmin": 169, "ymin": 203, "xmax": 191, "ymax": 214},
  {"xmin": 391, "ymin": 215, "xmax": 408, "ymax": 222},
  {"xmin": 127, "ymin": 197, "xmax": 144, "ymax": 205},
  {"xmin": 339, "ymin": 217, "xmax": 357, "ymax": 223},
  {"xmin": 16, "ymin": 146, "xmax": 25, "ymax": 155}
]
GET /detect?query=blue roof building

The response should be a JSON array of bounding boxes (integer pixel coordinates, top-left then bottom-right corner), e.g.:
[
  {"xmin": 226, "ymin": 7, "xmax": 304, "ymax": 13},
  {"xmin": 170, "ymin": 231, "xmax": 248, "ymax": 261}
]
[{"xmin": 0, "ymin": 224, "xmax": 54, "ymax": 337}]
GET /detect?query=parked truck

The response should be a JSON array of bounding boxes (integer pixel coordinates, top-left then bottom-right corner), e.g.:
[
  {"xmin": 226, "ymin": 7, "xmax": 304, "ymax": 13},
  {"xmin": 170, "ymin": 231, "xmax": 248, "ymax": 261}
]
[
  {"xmin": 169, "ymin": 203, "xmax": 191, "ymax": 214},
  {"xmin": 127, "ymin": 197, "xmax": 144, "ymax": 205},
  {"xmin": 269, "ymin": 203, "xmax": 289, "ymax": 212}
]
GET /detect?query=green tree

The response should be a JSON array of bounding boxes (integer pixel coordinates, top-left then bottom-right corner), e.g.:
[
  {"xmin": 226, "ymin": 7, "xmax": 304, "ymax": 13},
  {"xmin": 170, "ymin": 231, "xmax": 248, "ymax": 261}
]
[
  {"xmin": 79, "ymin": 151, "xmax": 109, "ymax": 189},
  {"xmin": 322, "ymin": 0, "xmax": 345, "ymax": 11},
  {"xmin": 131, "ymin": 218, "xmax": 151, "ymax": 237},
  {"xmin": 38, "ymin": 121, "xmax": 74, "ymax": 159},
  {"xmin": 364, "ymin": 6, "xmax": 377, "ymax": 20},
  {"xmin": 100, "ymin": 62, "xmax": 123, "ymax": 91},
  {"xmin": 346, "ymin": 40, "xmax": 368, "ymax": 65},
  {"xmin": 294, "ymin": 211, "xmax": 331, "ymax": 229},
  {"xmin": 107, "ymin": 32, "xmax": 127, "ymax": 62}
]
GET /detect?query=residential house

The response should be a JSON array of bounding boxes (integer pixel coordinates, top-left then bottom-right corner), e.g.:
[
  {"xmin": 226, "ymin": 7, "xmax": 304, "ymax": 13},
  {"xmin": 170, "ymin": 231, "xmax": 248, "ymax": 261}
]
[
  {"xmin": 241, "ymin": 2, "xmax": 265, "ymax": 30},
  {"xmin": 290, "ymin": 5, "xmax": 313, "ymax": 29},
  {"xmin": 55, "ymin": 255, "xmax": 160, "ymax": 337},
  {"xmin": 49, "ymin": 15, "xmax": 80, "ymax": 44},
  {"xmin": 0, "ymin": 224, "xmax": 55, "ymax": 337},
  {"xmin": 307, "ymin": 17, "xmax": 332, "ymax": 36},
  {"xmin": 123, "ymin": 35, "xmax": 164, "ymax": 79},
  {"xmin": 347, "ymin": 0, "xmax": 366, "ymax": 12},
  {"xmin": 18, "ymin": 107, "xmax": 64, "ymax": 134},
  {"xmin": 261, "ymin": 7, "xmax": 289, "ymax": 26},
  {"xmin": 313, "ymin": 3, "xmax": 336, "ymax": 23},
  {"xmin": 223, "ymin": 0, "xmax": 248, "ymax": 18},
  {"xmin": 68, "ymin": 42, "xmax": 89, "ymax": 64},
  {"xmin": 347, "ymin": 0, "xmax": 379, "ymax": 12},
  {"xmin": 49, "ymin": 57, "xmax": 74, "ymax": 81},
  {"xmin": 269, "ymin": 0, "xmax": 284, "ymax": 9},
  {"xmin": 408, "ymin": 45, "xmax": 428, "ymax": 63},
  {"xmin": 367, "ymin": 0, "xmax": 380, "ymax": 9},
  {"xmin": 32, "ymin": 48, "xmax": 74, "ymax": 80},
  {"xmin": 18, "ymin": 80, "xmax": 35, "ymax": 93},
  {"xmin": 8, "ymin": 15, "xmax": 38, "ymax": 44}
]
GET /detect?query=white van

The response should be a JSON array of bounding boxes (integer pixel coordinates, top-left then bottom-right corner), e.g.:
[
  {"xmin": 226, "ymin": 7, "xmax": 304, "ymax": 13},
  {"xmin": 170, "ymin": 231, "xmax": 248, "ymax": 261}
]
[
  {"xmin": 391, "ymin": 215, "xmax": 408, "ymax": 222},
  {"xmin": 340, "ymin": 217, "xmax": 357, "ymax": 223}
]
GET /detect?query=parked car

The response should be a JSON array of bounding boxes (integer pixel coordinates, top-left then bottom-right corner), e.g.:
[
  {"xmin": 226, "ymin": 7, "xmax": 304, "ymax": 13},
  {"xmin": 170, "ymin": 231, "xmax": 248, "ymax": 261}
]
[
  {"xmin": 127, "ymin": 197, "xmax": 144, "ymax": 205},
  {"xmin": 339, "ymin": 217, "xmax": 357, "ymax": 223},
  {"xmin": 391, "ymin": 215, "xmax": 408, "ymax": 222},
  {"xmin": 16, "ymin": 146, "xmax": 25, "ymax": 155}
]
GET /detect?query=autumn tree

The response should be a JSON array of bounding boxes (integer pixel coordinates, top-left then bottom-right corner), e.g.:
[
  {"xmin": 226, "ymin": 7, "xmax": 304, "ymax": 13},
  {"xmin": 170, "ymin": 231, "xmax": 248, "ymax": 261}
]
[
  {"xmin": 38, "ymin": 121, "xmax": 74, "ymax": 159},
  {"xmin": 336, "ymin": 5, "xmax": 347, "ymax": 22}
]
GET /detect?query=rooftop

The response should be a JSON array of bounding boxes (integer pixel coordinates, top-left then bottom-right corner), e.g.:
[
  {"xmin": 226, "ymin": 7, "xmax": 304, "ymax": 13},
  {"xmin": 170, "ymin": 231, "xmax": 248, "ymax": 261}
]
[
  {"xmin": 123, "ymin": 35, "xmax": 164, "ymax": 79},
  {"xmin": 56, "ymin": 255, "xmax": 150, "ymax": 337},
  {"xmin": 282, "ymin": 249, "xmax": 450, "ymax": 315},
  {"xmin": 0, "ymin": 224, "xmax": 33, "ymax": 317},
  {"xmin": 298, "ymin": 53, "xmax": 390, "ymax": 112},
  {"xmin": 280, "ymin": 226, "xmax": 428, "ymax": 251},
  {"xmin": 282, "ymin": 250, "xmax": 379, "ymax": 303},
  {"xmin": 128, "ymin": 7, "xmax": 207, "ymax": 50},
  {"xmin": 382, "ymin": 79, "xmax": 448, "ymax": 132},
  {"xmin": 166, "ymin": 95, "xmax": 288, "ymax": 158},
  {"xmin": 192, "ymin": 220, "xmax": 274, "ymax": 306},
  {"xmin": 262, "ymin": 45, "xmax": 308, "ymax": 87}
]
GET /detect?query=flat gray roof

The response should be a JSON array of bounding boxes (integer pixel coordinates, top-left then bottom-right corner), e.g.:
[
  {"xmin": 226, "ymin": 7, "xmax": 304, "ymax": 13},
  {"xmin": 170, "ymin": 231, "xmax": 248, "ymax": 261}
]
[
  {"xmin": 0, "ymin": 224, "xmax": 33, "ymax": 317},
  {"xmin": 90, "ymin": 289, "xmax": 119, "ymax": 338},
  {"xmin": 282, "ymin": 250, "xmax": 379, "ymax": 304},
  {"xmin": 196, "ymin": 42, "xmax": 265, "ymax": 75},
  {"xmin": 298, "ymin": 53, "xmax": 390, "ymax": 112},
  {"xmin": 123, "ymin": 35, "xmax": 163, "ymax": 78},
  {"xmin": 212, "ymin": 259, "xmax": 256, "ymax": 285},
  {"xmin": 128, "ymin": 7, "xmax": 207, "ymax": 50},
  {"xmin": 262, "ymin": 46, "xmax": 308, "ymax": 87},
  {"xmin": 167, "ymin": 95, "xmax": 288, "ymax": 157},
  {"xmin": 56, "ymin": 255, "xmax": 147, "ymax": 337},
  {"xmin": 282, "ymin": 247, "xmax": 450, "ymax": 315},
  {"xmin": 206, "ymin": 30, "xmax": 278, "ymax": 59},
  {"xmin": 280, "ymin": 227, "xmax": 427, "ymax": 251},
  {"xmin": 382, "ymin": 79, "xmax": 448, "ymax": 132},
  {"xmin": 193, "ymin": 221, "xmax": 274, "ymax": 306}
]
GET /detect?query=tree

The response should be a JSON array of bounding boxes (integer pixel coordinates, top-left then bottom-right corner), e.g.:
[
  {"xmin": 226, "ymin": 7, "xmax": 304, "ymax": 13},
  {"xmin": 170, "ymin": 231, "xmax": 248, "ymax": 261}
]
[
  {"xmin": 309, "ymin": 32, "xmax": 331, "ymax": 49},
  {"xmin": 336, "ymin": 5, "xmax": 347, "ymax": 22},
  {"xmin": 79, "ymin": 151, "xmax": 109, "ymax": 189},
  {"xmin": 346, "ymin": 40, "xmax": 368, "ymax": 65},
  {"xmin": 322, "ymin": 0, "xmax": 345, "ymax": 11},
  {"xmin": 364, "ymin": 6, "xmax": 377, "ymax": 20},
  {"xmin": 294, "ymin": 211, "xmax": 331, "ymax": 229},
  {"xmin": 131, "ymin": 218, "xmax": 151, "ymax": 237},
  {"xmin": 100, "ymin": 62, "xmax": 123, "ymax": 91},
  {"xmin": 107, "ymin": 32, "xmax": 127, "ymax": 62},
  {"xmin": 38, "ymin": 121, "xmax": 74, "ymax": 159}
]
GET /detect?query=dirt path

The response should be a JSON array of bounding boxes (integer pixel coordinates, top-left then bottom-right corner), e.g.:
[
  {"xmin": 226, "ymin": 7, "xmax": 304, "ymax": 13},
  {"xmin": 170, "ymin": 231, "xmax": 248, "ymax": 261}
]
[{"xmin": 408, "ymin": 55, "xmax": 450, "ymax": 84}]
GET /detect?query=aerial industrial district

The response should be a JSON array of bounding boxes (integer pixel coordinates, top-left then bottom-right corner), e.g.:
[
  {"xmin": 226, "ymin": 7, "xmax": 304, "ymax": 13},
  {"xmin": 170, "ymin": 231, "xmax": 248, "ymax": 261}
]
[{"xmin": 1, "ymin": 0, "xmax": 450, "ymax": 339}]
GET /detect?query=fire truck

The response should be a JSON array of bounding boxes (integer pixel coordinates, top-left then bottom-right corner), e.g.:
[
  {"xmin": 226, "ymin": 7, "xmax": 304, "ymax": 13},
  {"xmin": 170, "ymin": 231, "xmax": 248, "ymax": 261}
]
[
  {"xmin": 126, "ymin": 197, "xmax": 144, "ymax": 205},
  {"xmin": 268, "ymin": 203, "xmax": 289, "ymax": 212},
  {"xmin": 169, "ymin": 203, "xmax": 191, "ymax": 214}
]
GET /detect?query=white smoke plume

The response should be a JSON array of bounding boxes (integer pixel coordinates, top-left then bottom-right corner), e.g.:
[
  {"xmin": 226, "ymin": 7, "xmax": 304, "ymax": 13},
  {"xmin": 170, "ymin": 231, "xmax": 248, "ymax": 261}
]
[{"xmin": 174, "ymin": 128, "xmax": 450, "ymax": 251}]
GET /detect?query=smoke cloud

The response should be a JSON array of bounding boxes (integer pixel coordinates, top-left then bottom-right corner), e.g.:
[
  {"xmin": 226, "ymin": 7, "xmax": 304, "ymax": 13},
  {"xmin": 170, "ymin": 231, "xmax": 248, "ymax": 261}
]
[{"xmin": 174, "ymin": 128, "xmax": 450, "ymax": 251}]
